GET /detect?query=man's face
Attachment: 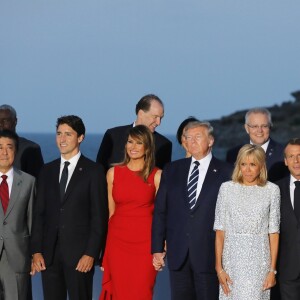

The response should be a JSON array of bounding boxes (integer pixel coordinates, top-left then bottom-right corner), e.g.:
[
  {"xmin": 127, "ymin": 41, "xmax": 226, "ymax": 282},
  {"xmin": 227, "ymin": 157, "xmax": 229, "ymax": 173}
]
[
  {"xmin": 56, "ymin": 124, "xmax": 84, "ymax": 160},
  {"xmin": 136, "ymin": 100, "xmax": 164, "ymax": 133},
  {"xmin": 244, "ymin": 113, "xmax": 270, "ymax": 146},
  {"xmin": 284, "ymin": 144, "xmax": 300, "ymax": 180},
  {"xmin": 0, "ymin": 137, "xmax": 16, "ymax": 173},
  {"xmin": 0, "ymin": 109, "xmax": 17, "ymax": 131},
  {"xmin": 184, "ymin": 126, "xmax": 214, "ymax": 160}
]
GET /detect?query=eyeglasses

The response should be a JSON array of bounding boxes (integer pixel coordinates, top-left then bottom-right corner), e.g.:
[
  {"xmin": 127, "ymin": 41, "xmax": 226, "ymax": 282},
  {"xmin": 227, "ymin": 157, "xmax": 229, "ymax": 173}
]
[
  {"xmin": 185, "ymin": 135, "xmax": 202, "ymax": 142},
  {"xmin": 246, "ymin": 124, "xmax": 270, "ymax": 130}
]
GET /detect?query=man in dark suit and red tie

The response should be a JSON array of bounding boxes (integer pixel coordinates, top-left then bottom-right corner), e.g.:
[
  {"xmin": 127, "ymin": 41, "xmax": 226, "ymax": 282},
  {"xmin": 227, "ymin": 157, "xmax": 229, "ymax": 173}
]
[
  {"xmin": 152, "ymin": 120, "xmax": 232, "ymax": 300},
  {"xmin": 226, "ymin": 107, "xmax": 287, "ymax": 182},
  {"xmin": 31, "ymin": 115, "xmax": 108, "ymax": 300},
  {"xmin": 276, "ymin": 138, "xmax": 300, "ymax": 300},
  {"xmin": 96, "ymin": 94, "xmax": 172, "ymax": 171}
]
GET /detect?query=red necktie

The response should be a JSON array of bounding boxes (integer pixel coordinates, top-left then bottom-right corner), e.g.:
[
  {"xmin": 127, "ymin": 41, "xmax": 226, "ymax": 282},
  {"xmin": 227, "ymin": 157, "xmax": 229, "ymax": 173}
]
[{"xmin": 0, "ymin": 175, "xmax": 9, "ymax": 214}]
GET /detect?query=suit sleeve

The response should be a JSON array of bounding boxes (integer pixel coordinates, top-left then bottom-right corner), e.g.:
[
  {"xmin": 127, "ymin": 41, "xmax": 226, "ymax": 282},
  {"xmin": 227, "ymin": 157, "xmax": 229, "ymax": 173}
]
[
  {"xmin": 22, "ymin": 146, "xmax": 44, "ymax": 178},
  {"xmin": 268, "ymin": 184, "xmax": 281, "ymax": 234},
  {"xmin": 156, "ymin": 141, "xmax": 172, "ymax": 169},
  {"xmin": 85, "ymin": 164, "xmax": 108, "ymax": 260},
  {"xmin": 151, "ymin": 167, "xmax": 168, "ymax": 253},
  {"xmin": 27, "ymin": 177, "xmax": 36, "ymax": 234},
  {"xmin": 96, "ymin": 130, "xmax": 112, "ymax": 172}
]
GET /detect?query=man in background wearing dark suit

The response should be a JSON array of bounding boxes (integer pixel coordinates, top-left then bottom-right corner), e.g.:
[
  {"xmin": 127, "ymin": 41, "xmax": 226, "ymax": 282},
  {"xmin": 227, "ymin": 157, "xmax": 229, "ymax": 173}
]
[
  {"xmin": 0, "ymin": 130, "xmax": 35, "ymax": 300},
  {"xmin": 226, "ymin": 107, "xmax": 287, "ymax": 182},
  {"xmin": 31, "ymin": 115, "xmax": 108, "ymax": 300},
  {"xmin": 276, "ymin": 138, "xmax": 300, "ymax": 300},
  {"xmin": 0, "ymin": 104, "xmax": 44, "ymax": 178},
  {"xmin": 152, "ymin": 120, "xmax": 232, "ymax": 300},
  {"xmin": 96, "ymin": 94, "xmax": 172, "ymax": 171}
]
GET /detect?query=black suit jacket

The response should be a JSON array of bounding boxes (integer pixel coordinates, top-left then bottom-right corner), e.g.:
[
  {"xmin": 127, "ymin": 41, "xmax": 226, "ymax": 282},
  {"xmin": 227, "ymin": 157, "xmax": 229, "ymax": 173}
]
[
  {"xmin": 14, "ymin": 137, "xmax": 44, "ymax": 178},
  {"xmin": 276, "ymin": 176, "xmax": 300, "ymax": 281},
  {"xmin": 226, "ymin": 138, "xmax": 287, "ymax": 182},
  {"xmin": 96, "ymin": 124, "xmax": 172, "ymax": 171},
  {"xmin": 152, "ymin": 156, "xmax": 232, "ymax": 272},
  {"xmin": 31, "ymin": 155, "xmax": 108, "ymax": 267}
]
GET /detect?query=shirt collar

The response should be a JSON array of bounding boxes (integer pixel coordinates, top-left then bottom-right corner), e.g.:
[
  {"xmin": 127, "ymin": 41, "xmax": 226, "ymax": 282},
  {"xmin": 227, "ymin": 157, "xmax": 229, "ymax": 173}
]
[
  {"xmin": 60, "ymin": 151, "xmax": 81, "ymax": 166},
  {"xmin": 250, "ymin": 139, "xmax": 270, "ymax": 153},
  {"xmin": 0, "ymin": 167, "xmax": 14, "ymax": 178},
  {"xmin": 191, "ymin": 151, "xmax": 212, "ymax": 168}
]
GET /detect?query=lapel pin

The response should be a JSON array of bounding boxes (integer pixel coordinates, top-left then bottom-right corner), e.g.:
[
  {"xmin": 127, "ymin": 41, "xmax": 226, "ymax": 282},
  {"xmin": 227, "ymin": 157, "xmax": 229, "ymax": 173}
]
[
  {"xmin": 79, "ymin": 168, "xmax": 83, "ymax": 171},
  {"xmin": 213, "ymin": 169, "xmax": 217, "ymax": 172}
]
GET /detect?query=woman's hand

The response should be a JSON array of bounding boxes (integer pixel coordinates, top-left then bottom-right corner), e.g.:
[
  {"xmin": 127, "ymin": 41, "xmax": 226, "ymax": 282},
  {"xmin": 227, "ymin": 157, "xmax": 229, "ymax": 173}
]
[
  {"xmin": 263, "ymin": 272, "xmax": 276, "ymax": 290},
  {"xmin": 217, "ymin": 269, "xmax": 233, "ymax": 296}
]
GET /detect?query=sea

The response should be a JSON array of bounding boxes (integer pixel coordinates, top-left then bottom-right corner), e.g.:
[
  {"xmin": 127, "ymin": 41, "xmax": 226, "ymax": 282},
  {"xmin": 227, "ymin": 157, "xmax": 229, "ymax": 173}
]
[{"xmin": 22, "ymin": 132, "xmax": 226, "ymax": 300}]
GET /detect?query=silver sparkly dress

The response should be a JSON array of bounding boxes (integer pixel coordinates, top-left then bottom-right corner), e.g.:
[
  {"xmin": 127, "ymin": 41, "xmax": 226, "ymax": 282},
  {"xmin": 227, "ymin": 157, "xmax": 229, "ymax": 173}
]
[{"xmin": 214, "ymin": 181, "xmax": 280, "ymax": 300}]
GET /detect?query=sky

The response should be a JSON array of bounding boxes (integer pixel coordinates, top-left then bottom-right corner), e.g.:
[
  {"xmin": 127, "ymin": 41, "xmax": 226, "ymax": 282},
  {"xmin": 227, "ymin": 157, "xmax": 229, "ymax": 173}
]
[{"xmin": 1, "ymin": 0, "xmax": 299, "ymax": 135}]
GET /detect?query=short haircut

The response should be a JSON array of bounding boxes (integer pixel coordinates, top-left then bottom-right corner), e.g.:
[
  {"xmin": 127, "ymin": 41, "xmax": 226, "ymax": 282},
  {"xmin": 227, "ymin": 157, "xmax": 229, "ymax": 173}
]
[
  {"xmin": 135, "ymin": 94, "xmax": 163, "ymax": 115},
  {"xmin": 284, "ymin": 138, "xmax": 300, "ymax": 157},
  {"xmin": 176, "ymin": 116, "xmax": 199, "ymax": 145},
  {"xmin": 232, "ymin": 144, "xmax": 267, "ymax": 186},
  {"xmin": 183, "ymin": 120, "xmax": 214, "ymax": 138},
  {"xmin": 56, "ymin": 115, "xmax": 85, "ymax": 137},
  {"xmin": 245, "ymin": 107, "xmax": 273, "ymax": 127},
  {"xmin": 0, "ymin": 129, "xmax": 19, "ymax": 152},
  {"xmin": 0, "ymin": 104, "xmax": 17, "ymax": 119}
]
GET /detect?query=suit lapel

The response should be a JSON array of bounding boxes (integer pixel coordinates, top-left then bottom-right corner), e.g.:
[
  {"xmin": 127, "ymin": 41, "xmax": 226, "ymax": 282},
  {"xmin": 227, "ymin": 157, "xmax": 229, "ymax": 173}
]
[
  {"xmin": 4, "ymin": 169, "xmax": 22, "ymax": 218},
  {"xmin": 281, "ymin": 177, "xmax": 297, "ymax": 222}
]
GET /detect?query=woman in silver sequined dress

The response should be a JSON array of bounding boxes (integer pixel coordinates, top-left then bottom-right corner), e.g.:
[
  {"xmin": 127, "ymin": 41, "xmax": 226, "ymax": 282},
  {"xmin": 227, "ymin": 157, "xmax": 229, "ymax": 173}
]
[{"xmin": 214, "ymin": 144, "xmax": 280, "ymax": 300}]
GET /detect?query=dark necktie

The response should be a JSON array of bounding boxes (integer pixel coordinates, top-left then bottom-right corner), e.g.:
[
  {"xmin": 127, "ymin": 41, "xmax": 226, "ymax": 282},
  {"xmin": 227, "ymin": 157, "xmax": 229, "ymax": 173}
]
[
  {"xmin": 60, "ymin": 161, "xmax": 70, "ymax": 201},
  {"xmin": 187, "ymin": 161, "xmax": 200, "ymax": 210},
  {"xmin": 294, "ymin": 181, "xmax": 300, "ymax": 220},
  {"xmin": 0, "ymin": 175, "xmax": 9, "ymax": 214}
]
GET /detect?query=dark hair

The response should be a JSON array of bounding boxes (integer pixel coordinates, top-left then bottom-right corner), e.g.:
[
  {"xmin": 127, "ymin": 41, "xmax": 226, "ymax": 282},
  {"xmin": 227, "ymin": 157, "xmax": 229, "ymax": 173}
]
[
  {"xmin": 135, "ymin": 94, "xmax": 163, "ymax": 115},
  {"xmin": 56, "ymin": 115, "xmax": 85, "ymax": 137},
  {"xmin": 284, "ymin": 138, "xmax": 300, "ymax": 157},
  {"xmin": 0, "ymin": 104, "xmax": 17, "ymax": 119},
  {"xmin": 0, "ymin": 129, "xmax": 19, "ymax": 152},
  {"xmin": 120, "ymin": 125, "xmax": 155, "ymax": 181},
  {"xmin": 176, "ymin": 116, "xmax": 199, "ymax": 145}
]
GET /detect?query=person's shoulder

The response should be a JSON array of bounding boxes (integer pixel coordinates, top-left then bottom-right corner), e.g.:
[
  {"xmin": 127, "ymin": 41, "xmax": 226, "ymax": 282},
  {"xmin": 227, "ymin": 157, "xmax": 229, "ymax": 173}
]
[
  {"xmin": 105, "ymin": 124, "xmax": 131, "ymax": 134},
  {"xmin": 266, "ymin": 181, "xmax": 280, "ymax": 190},
  {"xmin": 212, "ymin": 156, "xmax": 233, "ymax": 170},
  {"xmin": 18, "ymin": 136, "xmax": 41, "ymax": 148},
  {"xmin": 274, "ymin": 175, "xmax": 290, "ymax": 187},
  {"xmin": 13, "ymin": 168, "xmax": 36, "ymax": 183},
  {"xmin": 153, "ymin": 131, "xmax": 172, "ymax": 144},
  {"xmin": 269, "ymin": 138, "xmax": 284, "ymax": 150}
]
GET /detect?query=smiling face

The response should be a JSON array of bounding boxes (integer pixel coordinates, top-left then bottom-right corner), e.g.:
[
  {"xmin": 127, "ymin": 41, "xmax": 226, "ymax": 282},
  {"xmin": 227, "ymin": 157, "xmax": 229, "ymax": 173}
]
[
  {"xmin": 244, "ymin": 112, "xmax": 270, "ymax": 146},
  {"xmin": 284, "ymin": 144, "xmax": 300, "ymax": 180},
  {"xmin": 240, "ymin": 155, "xmax": 261, "ymax": 186},
  {"xmin": 136, "ymin": 100, "xmax": 164, "ymax": 133},
  {"xmin": 56, "ymin": 124, "xmax": 84, "ymax": 160},
  {"xmin": 126, "ymin": 135, "xmax": 145, "ymax": 160},
  {"xmin": 0, "ymin": 137, "xmax": 16, "ymax": 173}
]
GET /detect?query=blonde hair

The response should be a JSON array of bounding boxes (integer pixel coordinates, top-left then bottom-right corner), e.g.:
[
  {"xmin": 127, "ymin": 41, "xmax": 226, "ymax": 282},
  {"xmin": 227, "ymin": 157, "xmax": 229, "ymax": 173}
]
[
  {"xmin": 232, "ymin": 144, "xmax": 267, "ymax": 186},
  {"xmin": 119, "ymin": 125, "xmax": 155, "ymax": 182}
]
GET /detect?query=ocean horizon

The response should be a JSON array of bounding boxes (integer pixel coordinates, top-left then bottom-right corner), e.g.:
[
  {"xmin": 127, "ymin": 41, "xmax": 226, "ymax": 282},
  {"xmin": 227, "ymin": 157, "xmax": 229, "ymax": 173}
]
[{"xmin": 22, "ymin": 132, "xmax": 226, "ymax": 299}]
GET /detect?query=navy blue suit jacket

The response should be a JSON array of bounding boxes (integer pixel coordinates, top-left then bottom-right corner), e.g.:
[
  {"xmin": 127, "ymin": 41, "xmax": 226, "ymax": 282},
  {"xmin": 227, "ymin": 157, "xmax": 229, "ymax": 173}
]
[
  {"xmin": 276, "ymin": 176, "xmax": 300, "ymax": 281},
  {"xmin": 152, "ymin": 156, "xmax": 232, "ymax": 273},
  {"xmin": 226, "ymin": 138, "xmax": 287, "ymax": 182},
  {"xmin": 96, "ymin": 124, "xmax": 172, "ymax": 172}
]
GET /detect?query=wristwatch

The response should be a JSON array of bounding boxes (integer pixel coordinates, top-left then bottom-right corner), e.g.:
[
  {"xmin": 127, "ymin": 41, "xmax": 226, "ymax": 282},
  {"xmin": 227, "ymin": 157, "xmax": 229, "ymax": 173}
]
[{"xmin": 269, "ymin": 268, "xmax": 277, "ymax": 275}]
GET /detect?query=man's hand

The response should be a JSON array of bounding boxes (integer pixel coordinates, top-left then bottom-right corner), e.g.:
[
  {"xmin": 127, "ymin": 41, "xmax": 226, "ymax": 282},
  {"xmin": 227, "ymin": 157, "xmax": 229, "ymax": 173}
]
[
  {"xmin": 31, "ymin": 253, "xmax": 46, "ymax": 275},
  {"xmin": 152, "ymin": 252, "xmax": 166, "ymax": 271},
  {"xmin": 76, "ymin": 255, "xmax": 94, "ymax": 273}
]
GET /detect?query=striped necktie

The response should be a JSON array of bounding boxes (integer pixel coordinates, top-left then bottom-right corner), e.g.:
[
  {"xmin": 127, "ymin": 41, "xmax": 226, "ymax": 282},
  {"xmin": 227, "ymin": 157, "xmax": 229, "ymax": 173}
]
[{"xmin": 187, "ymin": 161, "xmax": 200, "ymax": 209}]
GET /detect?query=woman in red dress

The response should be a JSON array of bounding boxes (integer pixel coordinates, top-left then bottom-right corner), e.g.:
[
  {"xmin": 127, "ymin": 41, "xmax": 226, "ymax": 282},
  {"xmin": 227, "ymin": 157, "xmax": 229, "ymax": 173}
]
[{"xmin": 99, "ymin": 125, "xmax": 162, "ymax": 300}]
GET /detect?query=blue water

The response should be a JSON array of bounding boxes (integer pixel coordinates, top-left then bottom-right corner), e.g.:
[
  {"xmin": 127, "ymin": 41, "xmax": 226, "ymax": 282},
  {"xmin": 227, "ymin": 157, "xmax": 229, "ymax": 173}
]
[{"xmin": 22, "ymin": 133, "xmax": 226, "ymax": 299}]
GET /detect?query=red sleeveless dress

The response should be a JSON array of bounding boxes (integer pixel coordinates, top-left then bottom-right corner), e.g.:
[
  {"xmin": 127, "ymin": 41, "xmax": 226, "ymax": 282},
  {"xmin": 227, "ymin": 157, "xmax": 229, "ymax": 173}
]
[{"xmin": 99, "ymin": 165, "xmax": 159, "ymax": 300}]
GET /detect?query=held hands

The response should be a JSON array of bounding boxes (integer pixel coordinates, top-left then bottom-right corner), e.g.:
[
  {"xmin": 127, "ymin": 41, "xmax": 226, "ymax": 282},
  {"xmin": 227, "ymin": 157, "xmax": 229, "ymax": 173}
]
[
  {"xmin": 263, "ymin": 272, "xmax": 276, "ymax": 290},
  {"xmin": 152, "ymin": 252, "xmax": 166, "ymax": 271},
  {"xmin": 30, "ymin": 253, "xmax": 46, "ymax": 276},
  {"xmin": 76, "ymin": 255, "xmax": 94, "ymax": 273},
  {"xmin": 217, "ymin": 269, "xmax": 233, "ymax": 296}
]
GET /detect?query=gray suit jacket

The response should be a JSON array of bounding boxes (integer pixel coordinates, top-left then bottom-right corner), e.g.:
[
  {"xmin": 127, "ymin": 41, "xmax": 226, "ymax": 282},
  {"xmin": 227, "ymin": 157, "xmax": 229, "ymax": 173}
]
[{"xmin": 0, "ymin": 168, "xmax": 35, "ymax": 273}]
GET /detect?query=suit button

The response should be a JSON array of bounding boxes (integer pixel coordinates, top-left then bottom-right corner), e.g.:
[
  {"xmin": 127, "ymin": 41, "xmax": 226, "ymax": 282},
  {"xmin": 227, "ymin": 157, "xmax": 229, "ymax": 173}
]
[
  {"xmin": 0, "ymin": 237, "xmax": 3, "ymax": 240},
  {"xmin": 3, "ymin": 221, "xmax": 7, "ymax": 225}
]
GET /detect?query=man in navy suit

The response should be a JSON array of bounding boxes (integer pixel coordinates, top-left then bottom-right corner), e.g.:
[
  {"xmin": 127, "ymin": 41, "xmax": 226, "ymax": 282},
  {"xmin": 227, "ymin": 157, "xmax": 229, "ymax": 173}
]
[
  {"xmin": 152, "ymin": 120, "xmax": 232, "ymax": 300},
  {"xmin": 226, "ymin": 108, "xmax": 287, "ymax": 182},
  {"xmin": 31, "ymin": 115, "xmax": 108, "ymax": 300},
  {"xmin": 276, "ymin": 138, "xmax": 300, "ymax": 300},
  {"xmin": 96, "ymin": 94, "xmax": 172, "ymax": 171}
]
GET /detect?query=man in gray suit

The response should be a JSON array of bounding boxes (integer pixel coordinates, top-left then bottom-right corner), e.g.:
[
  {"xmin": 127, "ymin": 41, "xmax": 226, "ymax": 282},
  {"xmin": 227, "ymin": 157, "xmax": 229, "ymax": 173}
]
[{"xmin": 0, "ymin": 129, "xmax": 35, "ymax": 300}]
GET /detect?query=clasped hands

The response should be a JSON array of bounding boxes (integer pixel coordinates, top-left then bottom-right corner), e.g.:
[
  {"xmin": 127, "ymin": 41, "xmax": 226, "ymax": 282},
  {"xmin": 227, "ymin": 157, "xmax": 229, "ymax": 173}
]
[
  {"xmin": 152, "ymin": 252, "xmax": 166, "ymax": 271},
  {"xmin": 30, "ymin": 253, "xmax": 94, "ymax": 275}
]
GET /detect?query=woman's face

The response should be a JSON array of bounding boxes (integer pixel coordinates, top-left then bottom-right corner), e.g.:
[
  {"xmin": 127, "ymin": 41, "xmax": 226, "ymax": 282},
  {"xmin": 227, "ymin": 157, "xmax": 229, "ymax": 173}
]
[
  {"xmin": 126, "ymin": 135, "xmax": 145, "ymax": 160},
  {"xmin": 240, "ymin": 155, "xmax": 261, "ymax": 186}
]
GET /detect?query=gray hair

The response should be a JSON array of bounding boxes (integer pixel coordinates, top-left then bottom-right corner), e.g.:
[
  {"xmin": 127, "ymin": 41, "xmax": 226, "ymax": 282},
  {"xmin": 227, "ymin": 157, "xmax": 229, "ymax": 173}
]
[
  {"xmin": 245, "ymin": 107, "xmax": 272, "ymax": 127},
  {"xmin": 0, "ymin": 104, "xmax": 17, "ymax": 119},
  {"xmin": 183, "ymin": 120, "xmax": 214, "ymax": 137}
]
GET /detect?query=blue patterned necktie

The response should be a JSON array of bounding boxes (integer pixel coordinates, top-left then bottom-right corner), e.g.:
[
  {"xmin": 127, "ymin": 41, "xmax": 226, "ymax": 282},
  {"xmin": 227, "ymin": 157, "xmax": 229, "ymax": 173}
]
[{"xmin": 187, "ymin": 161, "xmax": 200, "ymax": 209}]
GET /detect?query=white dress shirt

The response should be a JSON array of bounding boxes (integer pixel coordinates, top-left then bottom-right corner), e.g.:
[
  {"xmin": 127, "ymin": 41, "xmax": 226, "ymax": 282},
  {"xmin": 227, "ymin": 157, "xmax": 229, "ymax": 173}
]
[
  {"xmin": 59, "ymin": 152, "xmax": 81, "ymax": 189},
  {"xmin": 0, "ymin": 167, "xmax": 14, "ymax": 197}
]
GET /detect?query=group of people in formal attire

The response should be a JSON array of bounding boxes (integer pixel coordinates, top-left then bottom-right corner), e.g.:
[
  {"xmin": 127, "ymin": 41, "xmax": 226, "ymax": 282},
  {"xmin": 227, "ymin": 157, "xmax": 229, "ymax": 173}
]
[{"xmin": 0, "ymin": 95, "xmax": 299, "ymax": 300}]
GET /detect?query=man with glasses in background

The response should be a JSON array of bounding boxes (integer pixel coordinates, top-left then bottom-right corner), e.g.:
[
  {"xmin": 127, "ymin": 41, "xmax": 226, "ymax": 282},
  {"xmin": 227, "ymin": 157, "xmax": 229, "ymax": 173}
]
[{"xmin": 226, "ymin": 107, "xmax": 287, "ymax": 182}]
